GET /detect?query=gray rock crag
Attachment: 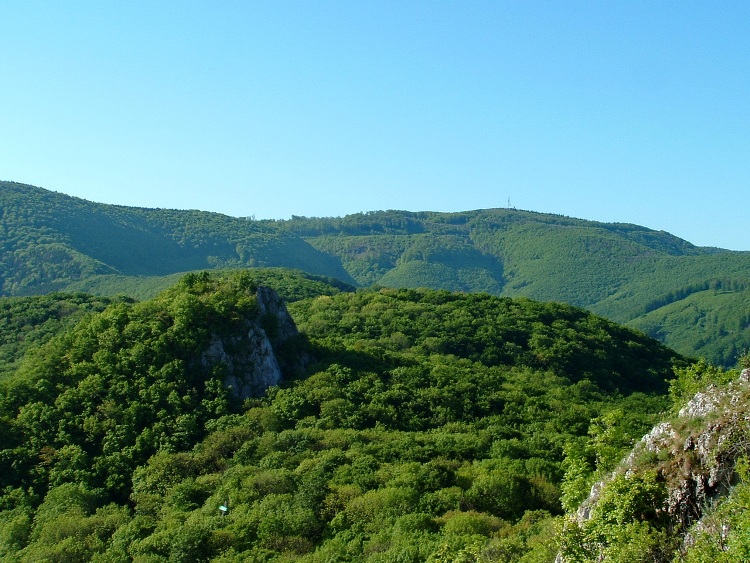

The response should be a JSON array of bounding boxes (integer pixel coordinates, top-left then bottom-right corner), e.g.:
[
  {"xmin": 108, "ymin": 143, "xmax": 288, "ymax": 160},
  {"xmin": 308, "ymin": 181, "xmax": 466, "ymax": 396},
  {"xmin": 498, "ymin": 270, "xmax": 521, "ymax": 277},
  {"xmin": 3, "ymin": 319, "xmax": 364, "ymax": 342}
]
[
  {"xmin": 200, "ymin": 286, "xmax": 301, "ymax": 399},
  {"xmin": 560, "ymin": 368, "xmax": 750, "ymax": 561}
]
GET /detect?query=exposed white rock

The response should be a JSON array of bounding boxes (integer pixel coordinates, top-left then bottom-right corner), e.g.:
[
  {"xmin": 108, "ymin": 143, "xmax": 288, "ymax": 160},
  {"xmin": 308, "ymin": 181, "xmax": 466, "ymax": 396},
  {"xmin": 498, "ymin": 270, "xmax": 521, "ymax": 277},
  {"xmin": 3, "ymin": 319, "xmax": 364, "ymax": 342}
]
[
  {"xmin": 199, "ymin": 286, "xmax": 301, "ymax": 399},
  {"xmin": 679, "ymin": 387, "xmax": 720, "ymax": 418},
  {"xmin": 560, "ymin": 369, "xmax": 750, "ymax": 562}
]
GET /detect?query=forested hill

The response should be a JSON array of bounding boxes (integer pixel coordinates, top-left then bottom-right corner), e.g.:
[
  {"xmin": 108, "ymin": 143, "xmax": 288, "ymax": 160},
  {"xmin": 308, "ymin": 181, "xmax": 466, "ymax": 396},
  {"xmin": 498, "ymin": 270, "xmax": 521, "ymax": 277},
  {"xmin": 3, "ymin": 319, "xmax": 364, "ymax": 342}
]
[
  {"xmin": 0, "ymin": 271, "xmax": 685, "ymax": 561},
  {"xmin": 3, "ymin": 181, "xmax": 750, "ymax": 365},
  {"xmin": 0, "ymin": 182, "xmax": 356, "ymax": 294}
]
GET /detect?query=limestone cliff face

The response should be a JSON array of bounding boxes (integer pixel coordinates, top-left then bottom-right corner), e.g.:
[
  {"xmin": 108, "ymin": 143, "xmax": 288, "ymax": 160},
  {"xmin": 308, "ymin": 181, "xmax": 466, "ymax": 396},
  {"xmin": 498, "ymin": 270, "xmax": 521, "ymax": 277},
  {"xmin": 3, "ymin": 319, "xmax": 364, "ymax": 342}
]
[
  {"xmin": 563, "ymin": 368, "xmax": 750, "ymax": 560},
  {"xmin": 199, "ymin": 286, "xmax": 302, "ymax": 399}
]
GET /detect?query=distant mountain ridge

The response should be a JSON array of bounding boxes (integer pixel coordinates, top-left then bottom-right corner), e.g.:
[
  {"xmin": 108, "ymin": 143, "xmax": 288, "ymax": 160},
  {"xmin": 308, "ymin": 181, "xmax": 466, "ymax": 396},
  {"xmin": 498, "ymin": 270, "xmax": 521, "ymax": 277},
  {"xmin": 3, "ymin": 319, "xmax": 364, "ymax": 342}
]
[
  {"xmin": 0, "ymin": 181, "xmax": 354, "ymax": 288},
  {"xmin": 2, "ymin": 180, "xmax": 749, "ymax": 365}
]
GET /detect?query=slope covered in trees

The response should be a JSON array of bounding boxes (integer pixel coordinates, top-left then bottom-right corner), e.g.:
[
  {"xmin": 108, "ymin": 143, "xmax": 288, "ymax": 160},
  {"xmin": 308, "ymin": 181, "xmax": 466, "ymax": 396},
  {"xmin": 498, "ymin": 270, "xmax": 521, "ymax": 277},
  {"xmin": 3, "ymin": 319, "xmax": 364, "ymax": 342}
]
[
  {"xmin": 0, "ymin": 293, "xmax": 118, "ymax": 381},
  {"xmin": 0, "ymin": 272, "xmax": 685, "ymax": 561},
  {"xmin": 2, "ymin": 181, "xmax": 749, "ymax": 365},
  {"xmin": 0, "ymin": 182, "xmax": 356, "ymax": 295}
]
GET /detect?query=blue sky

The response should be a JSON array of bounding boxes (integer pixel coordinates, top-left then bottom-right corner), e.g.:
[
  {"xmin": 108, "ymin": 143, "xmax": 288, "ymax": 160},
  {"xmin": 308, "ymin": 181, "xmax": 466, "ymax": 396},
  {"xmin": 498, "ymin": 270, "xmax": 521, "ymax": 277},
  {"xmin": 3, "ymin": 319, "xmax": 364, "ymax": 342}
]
[{"xmin": 2, "ymin": 2, "xmax": 749, "ymax": 249}]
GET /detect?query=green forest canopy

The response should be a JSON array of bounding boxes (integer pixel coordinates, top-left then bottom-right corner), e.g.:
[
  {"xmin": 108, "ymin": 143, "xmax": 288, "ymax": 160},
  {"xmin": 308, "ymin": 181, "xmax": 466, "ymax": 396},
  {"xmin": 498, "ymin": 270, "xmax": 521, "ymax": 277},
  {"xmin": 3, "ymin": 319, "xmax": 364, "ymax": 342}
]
[{"xmin": 0, "ymin": 271, "xmax": 690, "ymax": 561}]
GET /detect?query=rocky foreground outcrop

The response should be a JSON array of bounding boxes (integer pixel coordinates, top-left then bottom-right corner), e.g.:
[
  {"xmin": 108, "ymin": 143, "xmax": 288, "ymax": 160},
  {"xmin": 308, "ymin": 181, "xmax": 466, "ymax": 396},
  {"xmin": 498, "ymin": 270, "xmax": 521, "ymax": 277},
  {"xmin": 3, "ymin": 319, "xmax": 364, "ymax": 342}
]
[{"xmin": 560, "ymin": 368, "xmax": 750, "ymax": 561}]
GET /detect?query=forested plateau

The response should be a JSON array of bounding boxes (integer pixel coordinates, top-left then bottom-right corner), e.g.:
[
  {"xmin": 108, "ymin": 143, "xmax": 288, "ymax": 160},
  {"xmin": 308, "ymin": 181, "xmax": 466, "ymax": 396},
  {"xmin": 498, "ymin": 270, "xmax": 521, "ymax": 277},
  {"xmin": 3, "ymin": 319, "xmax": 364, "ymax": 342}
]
[{"xmin": 3, "ymin": 181, "xmax": 750, "ymax": 366}]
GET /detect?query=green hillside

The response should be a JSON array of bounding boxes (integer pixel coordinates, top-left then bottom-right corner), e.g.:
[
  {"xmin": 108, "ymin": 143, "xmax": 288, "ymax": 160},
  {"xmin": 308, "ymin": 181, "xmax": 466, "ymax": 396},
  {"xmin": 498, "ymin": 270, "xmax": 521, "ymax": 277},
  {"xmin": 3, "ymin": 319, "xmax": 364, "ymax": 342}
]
[
  {"xmin": 0, "ymin": 272, "xmax": 683, "ymax": 561},
  {"xmin": 2, "ymin": 181, "xmax": 749, "ymax": 365},
  {"xmin": 0, "ymin": 269, "xmax": 353, "ymax": 384},
  {"xmin": 0, "ymin": 293, "xmax": 118, "ymax": 381},
  {"xmin": 628, "ymin": 285, "xmax": 750, "ymax": 367},
  {"xmin": 59, "ymin": 268, "xmax": 356, "ymax": 304},
  {"xmin": 285, "ymin": 211, "xmax": 750, "ymax": 365},
  {"xmin": 0, "ymin": 182, "xmax": 356, "ymax": 295}
]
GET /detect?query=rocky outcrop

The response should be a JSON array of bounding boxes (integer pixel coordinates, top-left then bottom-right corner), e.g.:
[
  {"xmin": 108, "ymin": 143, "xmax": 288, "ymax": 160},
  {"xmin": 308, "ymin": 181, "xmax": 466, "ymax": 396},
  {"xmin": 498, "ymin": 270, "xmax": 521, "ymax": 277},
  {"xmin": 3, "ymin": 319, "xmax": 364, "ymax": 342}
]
[
  {"xmin": 254, "ymin": 285, "xmax": 300, "ymax": 343},
  {"xmin": 564, "ymin": 368, "xmax": 750, "ymax": 561},
  {"xmin": 200, "ymin": 286, "xmax": 302, "ymax": 399}
]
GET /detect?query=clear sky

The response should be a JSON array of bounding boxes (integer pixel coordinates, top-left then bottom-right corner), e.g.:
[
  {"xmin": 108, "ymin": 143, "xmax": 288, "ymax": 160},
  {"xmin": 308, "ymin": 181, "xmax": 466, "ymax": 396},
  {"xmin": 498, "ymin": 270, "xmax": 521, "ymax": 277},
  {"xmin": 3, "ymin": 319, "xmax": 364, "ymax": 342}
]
[{"xmin": 2, "ymin": 2, "xmax": 749, "ymax": 250}]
